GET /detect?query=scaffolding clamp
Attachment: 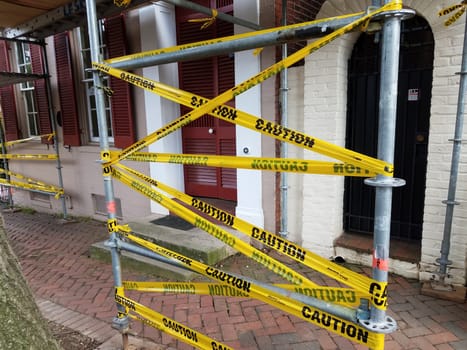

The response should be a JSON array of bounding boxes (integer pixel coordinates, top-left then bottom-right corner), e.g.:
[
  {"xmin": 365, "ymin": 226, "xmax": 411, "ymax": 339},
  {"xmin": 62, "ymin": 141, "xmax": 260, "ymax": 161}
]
[
  {"xmin": 364, "ymin": 177, "xmax": 406, "ymax": 188},
  {"xmin": 359, "ymin": 315, "xmax": 398, "ymax": 334}
]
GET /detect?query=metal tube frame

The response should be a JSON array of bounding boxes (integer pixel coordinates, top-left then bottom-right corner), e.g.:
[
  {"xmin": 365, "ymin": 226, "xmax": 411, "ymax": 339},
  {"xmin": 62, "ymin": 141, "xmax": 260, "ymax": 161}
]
[
  {"xmin": 116, "ymin": 239, "xmax": 363, "ymax": 323},
  {"xmin": 363, "ymin": 0, "xmax": 409, "ymax": 333},
  {"xmin": 85, "ymin": 0, "xmax": 415, "ymax": 341},
  {"xmin": 0, "ymin": 118, "xmax": 13, "ymax": 208},
  {"xmin": 109, "ymin": 12, "xmax": 364, "ymax": 70},
  {"xmin": 40, "ymin": 40, "xmax": 68, "ymax": 219},
  {"xmin": 279, "ymin": 0, "xmax": 289, "ymax": 238},
  {"xmin": 85, "ymin": 0, "xmax": 129, "ymax": 332},
  {"xmin": 436, "ymin": 11, "xmax": 467, "ymax": 285}
]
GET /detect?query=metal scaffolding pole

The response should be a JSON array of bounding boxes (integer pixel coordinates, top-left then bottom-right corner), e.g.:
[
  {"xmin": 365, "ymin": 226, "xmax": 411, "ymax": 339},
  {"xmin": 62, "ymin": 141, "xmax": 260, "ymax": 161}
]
[
  {"xmin": 41, "ymin": 41, "xmax": 68, "ymax": 219},
  {"xmin": 436, "ymin": 13, "xmax": 467, "ymax": 286},
  {"xmin": 85, "ymin": 0, "xmax": 129, "ymax": 339},
  {"xmin": 363, "ymin": 0, "xmax": 410, "ymax": 333},
  {"xmin": 109, "ymin": 12, "xmax": 364, "ymax": 70},
  {"xmin": 279, "ymin": 0, "xmax": 289, "ymax": 238},
  {"xmin": 0, "ymin": 119, "xmax": 13, "ymax": 208}
]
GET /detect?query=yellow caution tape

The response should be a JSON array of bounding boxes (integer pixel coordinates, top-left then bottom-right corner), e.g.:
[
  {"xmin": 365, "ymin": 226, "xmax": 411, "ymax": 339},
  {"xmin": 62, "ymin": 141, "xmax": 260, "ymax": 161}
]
[
  {"xmin": 107, "ymin": 218, "xmax": 130, "ymax": 234},
  {"xmin": 115, "ymin": 163, "xmax": 388, "ymax": 310},
  {"xmin": 105, "ymin": 1, "xmax": 402, "ymax": 66},
  {"xmin": 114, "ymin": 288, "xmax": 234, "ymax": 350},
  {"xmin": 111, "ymin": 165, "xmax": 313, "ymax": 287},
  {"xmin": 122, "ymin": 281, "xmax": 365, "ymax": 308},
  {"xmin": 0, "ymin": 133, "xmax": 55, "ymax": 147},
  {"xmin": 0, "ymin": 153, "xmax": 58, "ymax": 160},
  {"xmin": 0, "ymin": 178, "xmax": 64, "ymax": 198},
  {"xmin": 114, "ymin": 151, "xmax": 377, "ymax": 177},
  {"xmin": 439, "ymin": 2, "xmax": 467, "ymax": 26},
  {"xmin": 94, "ymin": 61, "xmax": 392, "ymax": 175},
  {"xmin": 115, "ymin": 231, "xmax": 384, "ymax": 349},
  {"xmin": 0, "ymin": 167, "xmax": 64, "ymax": 198},
  {"xmin": 94, "ymin": 2, "xmax": 400, "ymax": 175}
]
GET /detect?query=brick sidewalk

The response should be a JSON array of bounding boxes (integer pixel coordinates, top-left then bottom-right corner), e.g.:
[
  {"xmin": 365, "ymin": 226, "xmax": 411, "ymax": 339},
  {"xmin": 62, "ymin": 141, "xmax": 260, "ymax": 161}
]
[{"xmin": 3, "ymin": 210, "xmax": 467, "ymax": 349}]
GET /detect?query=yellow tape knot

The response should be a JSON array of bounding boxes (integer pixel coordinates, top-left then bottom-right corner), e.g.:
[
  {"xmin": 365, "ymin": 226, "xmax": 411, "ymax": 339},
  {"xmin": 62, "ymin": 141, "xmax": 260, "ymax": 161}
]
[
  {"xmin": 253, "ymin": 47, "xmax": 264, "ymax": 56},
  {"xmin": 47, "ymin": 132, "xmax": 55, "ymax": 141},
  {"xmin": 96, "ymin": 85, "xmax": 114, "ymax": 97},
  {"xmin": 54, "ymin": 189, "xmax": 64, "ymax": 200},
  {"xmin": 188, "ymin": 9, "xmax": 218, "ymax": 30},
  {"xmin": 114, "ymin": 0, "xmax": 131, "ymax": 7}
]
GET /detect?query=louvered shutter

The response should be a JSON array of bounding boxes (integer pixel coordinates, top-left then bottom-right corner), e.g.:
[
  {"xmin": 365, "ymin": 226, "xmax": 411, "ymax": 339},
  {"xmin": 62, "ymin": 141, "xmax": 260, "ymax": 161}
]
[
  {"xmin": 30, "ymin": 44, "xmax": 53, "ymax": 144},
  {"xmin": 54, "ymin": 32, "xmax": 81, "ymax": 146},
  {"xmin": 177, "ymin": 1, "xmax": 237, "ymax": 200},
  {"xmin": 103, "ymin": 15, "xmax": 135, "ymax": 149},
  {"xmin": 0, "ymin": 40, "xmax": 20, "ymax": 141}
]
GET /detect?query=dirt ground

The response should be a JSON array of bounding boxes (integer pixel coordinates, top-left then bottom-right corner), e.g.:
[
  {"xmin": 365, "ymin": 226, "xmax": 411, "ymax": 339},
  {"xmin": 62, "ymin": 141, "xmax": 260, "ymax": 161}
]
[{"xmin": 49, "ymin": 321, "xmax": 102, "ymax": 350}]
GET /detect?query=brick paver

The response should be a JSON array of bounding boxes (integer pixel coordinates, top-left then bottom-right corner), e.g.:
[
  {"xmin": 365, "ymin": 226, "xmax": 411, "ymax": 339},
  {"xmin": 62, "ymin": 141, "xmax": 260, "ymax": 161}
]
[{"xmin": 3, "ymin": 211, "xmax": 467, "ymax": 349}]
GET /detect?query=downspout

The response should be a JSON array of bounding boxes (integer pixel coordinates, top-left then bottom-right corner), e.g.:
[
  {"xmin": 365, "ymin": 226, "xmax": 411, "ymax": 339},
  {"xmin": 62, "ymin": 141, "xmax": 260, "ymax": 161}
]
[
  {"xmin": 279, "ymin": 0, "xmax": 288, "ymax": 238},
  {"xmin": 435, "ymin": 13, "xmax": 467, "ymax": 288}
]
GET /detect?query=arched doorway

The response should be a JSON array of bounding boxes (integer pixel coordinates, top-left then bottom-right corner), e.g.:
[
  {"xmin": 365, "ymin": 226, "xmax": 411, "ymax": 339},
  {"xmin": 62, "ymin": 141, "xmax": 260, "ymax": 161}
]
[{"xmin": 344, "ymin": 15, "xmax": 434, "ymax": 242}]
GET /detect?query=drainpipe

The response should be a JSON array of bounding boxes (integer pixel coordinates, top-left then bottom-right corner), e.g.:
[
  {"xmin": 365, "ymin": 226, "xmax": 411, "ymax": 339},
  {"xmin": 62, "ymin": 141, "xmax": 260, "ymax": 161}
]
[
  {"xmin": 435, "ymin": 13, "xmax": 467, "ymax": 288},
  {"xmin": 279, "ymin": 0, "xmax": 288, "ymax": 238},
  {"xmin": 362, "ymin": 0, "xmax": 412, "ymax": 333},
  {"xmin": 85, "ymin": 0, "xmax": 129, "ymax": 345}
]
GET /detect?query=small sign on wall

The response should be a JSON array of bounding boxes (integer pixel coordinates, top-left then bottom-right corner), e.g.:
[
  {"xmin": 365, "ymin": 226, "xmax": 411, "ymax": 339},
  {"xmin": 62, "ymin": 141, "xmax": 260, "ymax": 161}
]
[{"xmin": 408, "ymin": 88, "xmax": 419, "ymax": 101}]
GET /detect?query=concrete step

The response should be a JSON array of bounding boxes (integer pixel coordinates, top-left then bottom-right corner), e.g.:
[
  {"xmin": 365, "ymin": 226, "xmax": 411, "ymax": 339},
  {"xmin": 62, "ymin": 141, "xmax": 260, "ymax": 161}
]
[
  {"xmin": 90, "ymin": 214, "xmax": 245, "ymax": 280},
  {"xmin": 89, "ymin": 241, "xmax": 197, "ymax": 281}
]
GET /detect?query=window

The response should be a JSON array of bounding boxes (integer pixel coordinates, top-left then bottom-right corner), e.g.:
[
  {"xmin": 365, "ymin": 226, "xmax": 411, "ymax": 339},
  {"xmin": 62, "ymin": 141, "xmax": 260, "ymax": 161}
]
[
  {"xmin": 16, "ymin": 42, "xmax": 39, "ymax": 136},
  {"xmin": 78, "ymin": 23, "xmax": 114, "ymax": 143}
]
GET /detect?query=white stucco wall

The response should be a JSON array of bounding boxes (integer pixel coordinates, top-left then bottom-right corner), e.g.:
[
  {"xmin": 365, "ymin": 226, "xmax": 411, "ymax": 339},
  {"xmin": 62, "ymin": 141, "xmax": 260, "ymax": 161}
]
[{"xmin": 289, "ymin": 0, "xmax": 467, "ymax": 284}]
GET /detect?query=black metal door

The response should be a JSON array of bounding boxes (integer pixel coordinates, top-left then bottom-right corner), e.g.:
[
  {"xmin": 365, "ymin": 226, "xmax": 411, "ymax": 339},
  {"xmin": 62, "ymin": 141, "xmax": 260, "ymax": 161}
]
[{"xmin": 344, "ymin": 16, "xmax": 434, "ymax": 241}]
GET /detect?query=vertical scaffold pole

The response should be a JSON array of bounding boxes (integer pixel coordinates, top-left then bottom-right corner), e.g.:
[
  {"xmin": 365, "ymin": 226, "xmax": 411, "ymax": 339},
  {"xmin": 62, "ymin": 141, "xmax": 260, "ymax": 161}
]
[
  {"xmin": 279, "ymin": 0, "xmax": 289, "ymax": 238},
  {"xmin": 0, "ymin": 119, "xmax": 13, "ymax": 208},
  {"xmin": 363, "ymin": 0, "xmax": 408, "ymax": 333},
  {"xmin": 436, "ymin": 13, "xmax": 467, "ymax": 286},
  {"xmin": 41, "ymin": 41, "xmax": 68, "ymax": 219},
  {"xmin": 85, "ymin": 0, "xmax": 129, "ymax": 335}
]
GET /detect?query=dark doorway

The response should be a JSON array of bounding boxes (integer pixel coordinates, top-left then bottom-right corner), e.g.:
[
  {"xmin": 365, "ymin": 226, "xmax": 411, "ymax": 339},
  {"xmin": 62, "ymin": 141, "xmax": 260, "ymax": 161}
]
[
  {"xmin": 344, "ymin": 16, "xmax": 434, "ymax": 241},
  {"xmin": 176, "ymin": 0, "xmax": 237, "ymax": 201}
]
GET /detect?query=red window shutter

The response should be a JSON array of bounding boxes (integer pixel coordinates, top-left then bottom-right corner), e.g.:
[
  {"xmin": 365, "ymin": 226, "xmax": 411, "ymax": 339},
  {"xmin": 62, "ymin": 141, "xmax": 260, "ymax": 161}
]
[
  {"xmin": 103, "ymin": 15, "xmax": 135, "ymax": 149},
  {"xmin": 30, "ymin": 44, "xmax": 53, "ymax": 144},
  {"xmin": 0, "ymin": 40, "xmax": 19, "ymax": 141},
  {"xmin": 54, "ymin": 32, "xmax": 81, "ymax": 146}
]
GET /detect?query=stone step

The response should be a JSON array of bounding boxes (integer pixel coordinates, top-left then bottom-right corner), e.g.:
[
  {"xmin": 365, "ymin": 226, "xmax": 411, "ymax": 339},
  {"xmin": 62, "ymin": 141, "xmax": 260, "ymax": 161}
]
[
  {"xmin": 90, "ymin": 214, "xmax": 245, "ymax": 280},
  {"xmin": 89, "ymin": 241, "xmax": 197, "ymax": 281}
]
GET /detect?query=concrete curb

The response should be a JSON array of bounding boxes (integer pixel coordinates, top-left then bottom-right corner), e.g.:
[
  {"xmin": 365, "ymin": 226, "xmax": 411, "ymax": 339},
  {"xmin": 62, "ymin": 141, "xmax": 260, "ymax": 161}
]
[{"xmin": 37, "ymin": 298, "xmax": 166, "ymax": 349}]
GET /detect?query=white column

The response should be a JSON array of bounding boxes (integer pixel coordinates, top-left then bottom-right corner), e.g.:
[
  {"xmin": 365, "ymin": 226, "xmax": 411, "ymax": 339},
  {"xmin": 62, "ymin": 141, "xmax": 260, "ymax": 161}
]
[
  {"xmin": 234, "ymin": 0, "xmax": 264, "ymax": 227},
  {"xmin": 139, "ymin": 3, "xmax": 184, "ymax": 215}
]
